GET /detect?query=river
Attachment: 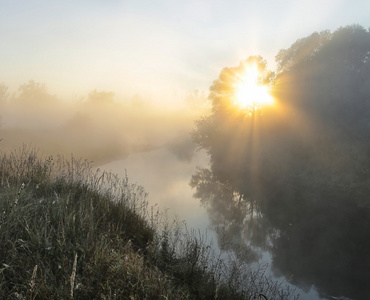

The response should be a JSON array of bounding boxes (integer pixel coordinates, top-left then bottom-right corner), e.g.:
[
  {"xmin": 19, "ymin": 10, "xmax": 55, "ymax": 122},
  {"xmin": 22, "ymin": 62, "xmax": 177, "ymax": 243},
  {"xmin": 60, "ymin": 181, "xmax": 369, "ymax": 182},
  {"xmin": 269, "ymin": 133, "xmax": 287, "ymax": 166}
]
[{"xmin": 100, "ymin": 146, "xmax": 333, "ymax": 300}]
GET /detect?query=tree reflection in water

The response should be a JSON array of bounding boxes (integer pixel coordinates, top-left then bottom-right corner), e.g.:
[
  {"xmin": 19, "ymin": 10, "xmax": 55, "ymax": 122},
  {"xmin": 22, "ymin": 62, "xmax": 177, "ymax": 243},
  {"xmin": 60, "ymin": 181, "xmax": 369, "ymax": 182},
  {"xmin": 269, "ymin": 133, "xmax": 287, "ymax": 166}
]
[
  {"xmin": 190, "ymin": 168, "xmax": 271, "ymax": 263},
  {"xmin": 191, "ymin": 167, "xmax": 370, "ymax": 299}
]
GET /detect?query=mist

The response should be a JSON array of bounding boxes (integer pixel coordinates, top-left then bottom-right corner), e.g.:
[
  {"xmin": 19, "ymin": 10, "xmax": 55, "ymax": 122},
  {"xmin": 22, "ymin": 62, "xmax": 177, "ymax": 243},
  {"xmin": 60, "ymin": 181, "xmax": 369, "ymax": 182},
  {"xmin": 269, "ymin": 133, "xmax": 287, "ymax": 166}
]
[
  {"xmin": 0, "ymin": 82, "xmax": 213, "ymax": 229},
  {"xmin": 0, "ymin": 83, "xmax": 210, "ymax": 166},
  {"xmin": 1, "ymin": 22, "xmax": 370, "ymax": 300}
]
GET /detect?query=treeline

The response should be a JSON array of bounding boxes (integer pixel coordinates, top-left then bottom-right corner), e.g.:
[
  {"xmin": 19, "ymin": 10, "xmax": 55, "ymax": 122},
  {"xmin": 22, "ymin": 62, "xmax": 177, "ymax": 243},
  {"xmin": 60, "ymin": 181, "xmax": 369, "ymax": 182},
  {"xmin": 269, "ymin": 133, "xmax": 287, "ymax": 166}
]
[{"xmin": 0, "ymin": 81, "xmax": 208, "ymax": 165}]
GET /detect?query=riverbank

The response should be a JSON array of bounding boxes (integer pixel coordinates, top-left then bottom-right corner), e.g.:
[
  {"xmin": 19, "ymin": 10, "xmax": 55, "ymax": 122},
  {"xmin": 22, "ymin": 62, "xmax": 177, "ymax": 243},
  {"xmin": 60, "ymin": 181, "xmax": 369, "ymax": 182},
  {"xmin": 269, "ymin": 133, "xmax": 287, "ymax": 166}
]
[{"xmin": 0, "ymin": 146, "xmax": 297, "ymax": 299}]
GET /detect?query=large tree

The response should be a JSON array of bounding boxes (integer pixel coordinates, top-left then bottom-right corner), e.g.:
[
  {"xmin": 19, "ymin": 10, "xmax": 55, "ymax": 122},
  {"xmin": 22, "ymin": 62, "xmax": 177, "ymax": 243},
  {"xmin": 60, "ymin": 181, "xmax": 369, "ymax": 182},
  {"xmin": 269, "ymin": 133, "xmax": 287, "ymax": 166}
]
[
  {"xmin": 194, "ymin": 25, "xmax": 370, "ymax": 210},
  {"xmin": 192, "ymin": 25, "xmax": 370, "ymax": 299}
]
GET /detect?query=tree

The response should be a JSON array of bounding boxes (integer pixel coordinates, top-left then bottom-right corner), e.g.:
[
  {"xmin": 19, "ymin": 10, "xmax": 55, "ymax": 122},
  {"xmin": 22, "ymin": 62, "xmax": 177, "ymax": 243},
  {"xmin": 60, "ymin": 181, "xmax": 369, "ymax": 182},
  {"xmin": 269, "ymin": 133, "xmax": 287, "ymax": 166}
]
[
  {"xmin": 271, "ymin": 25, "xmax": 370, "ymax": 208},
  {"xmin": 208, "ymin": 56, "xmax": 274, "ymax": 114},
  {"xmin": 86, "ymin": 90, "xmax": 115, "ymax": 105},
  {"xmin": 194, "ymin": 25, "xmax": 370, "ymax": 208},
  {"xmin": 193, "ymin": 56, "xmax": 276, "ymax": 189},
  {"xmin": 0, "ymin": 83, "xmax": 9, "ymax": 104},
  {"xmin": 275, "ymin": 25, "xmax": 370, "ymax": 134},
  {"xmin": 192, "ymin": 25, "xmax": 370, "ymax": 299},
  {"xmin": 16, "ymin": 80, "xmax": 58, "ymax": 105}
]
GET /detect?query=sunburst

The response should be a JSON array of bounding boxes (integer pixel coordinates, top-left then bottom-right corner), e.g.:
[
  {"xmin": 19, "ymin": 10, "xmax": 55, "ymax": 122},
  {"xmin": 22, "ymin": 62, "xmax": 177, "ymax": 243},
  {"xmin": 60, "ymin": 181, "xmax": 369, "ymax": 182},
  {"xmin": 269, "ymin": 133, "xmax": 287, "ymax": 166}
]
[{"xmin": 234, "ymin": 64, "xmax": 273, "ymax": 110}]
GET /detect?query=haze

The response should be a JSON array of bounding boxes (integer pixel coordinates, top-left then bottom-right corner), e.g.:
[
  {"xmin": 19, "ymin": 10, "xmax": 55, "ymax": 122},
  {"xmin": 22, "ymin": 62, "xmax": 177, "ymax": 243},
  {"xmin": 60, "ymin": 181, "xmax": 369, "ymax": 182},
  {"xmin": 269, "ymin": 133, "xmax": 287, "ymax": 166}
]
[
  {"xmin": 0, "ymin": 86, "xmax": 209, "ymax": 164},
  {"xmin": 1, "ymin": 1, "xmax": 369, "ymax": 102},
  {"xmin": 1, "ymin": 2, "xmax": 370, "ymax": 300}
]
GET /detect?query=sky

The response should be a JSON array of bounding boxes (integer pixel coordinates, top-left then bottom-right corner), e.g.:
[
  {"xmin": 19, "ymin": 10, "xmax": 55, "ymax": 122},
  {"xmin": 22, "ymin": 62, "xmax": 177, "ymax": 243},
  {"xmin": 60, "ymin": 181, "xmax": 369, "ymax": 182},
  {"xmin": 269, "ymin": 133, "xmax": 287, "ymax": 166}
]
[{"xmin": 1, "ymin": 0, "xmax": 370, "ymax": 104}]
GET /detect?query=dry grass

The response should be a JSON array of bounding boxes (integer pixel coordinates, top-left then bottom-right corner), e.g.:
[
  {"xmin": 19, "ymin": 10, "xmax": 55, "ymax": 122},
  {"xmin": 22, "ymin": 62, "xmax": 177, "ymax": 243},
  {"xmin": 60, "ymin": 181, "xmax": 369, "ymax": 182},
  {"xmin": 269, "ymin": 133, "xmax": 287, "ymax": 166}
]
[{"xmin": 0, "ymin": 145, "xmax": 298, "ymax": 299}]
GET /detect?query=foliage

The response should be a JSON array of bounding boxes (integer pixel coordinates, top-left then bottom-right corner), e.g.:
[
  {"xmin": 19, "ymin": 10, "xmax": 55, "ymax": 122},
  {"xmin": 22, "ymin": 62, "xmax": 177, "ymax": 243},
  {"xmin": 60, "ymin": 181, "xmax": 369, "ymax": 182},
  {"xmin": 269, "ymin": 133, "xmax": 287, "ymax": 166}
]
[
  {"xmin": 16, "ymin": 80, "xmax": 58, "ymax": 105},
  {"xmin": 87, "ymin": 90, "xmax": 115, "ymax": 105},
  {"xmin": 192, "ymin": 25, "xmax": 370, "ymax": 299},
  {"xmin": 208, "ymin": 56, "xmax": 275, "ymax": 114},
  {"xmin": 0, "ymin": 83, "xmax": 9, "ymax": 104}
]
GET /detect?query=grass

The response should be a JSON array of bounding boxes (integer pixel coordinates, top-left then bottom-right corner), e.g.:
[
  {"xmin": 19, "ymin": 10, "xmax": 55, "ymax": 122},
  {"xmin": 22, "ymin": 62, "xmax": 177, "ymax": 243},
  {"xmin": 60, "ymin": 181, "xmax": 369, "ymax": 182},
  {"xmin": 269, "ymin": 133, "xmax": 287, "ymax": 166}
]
[{"xmin": 0, "ymin": 145, "xmax": 298, "ymax": 299}]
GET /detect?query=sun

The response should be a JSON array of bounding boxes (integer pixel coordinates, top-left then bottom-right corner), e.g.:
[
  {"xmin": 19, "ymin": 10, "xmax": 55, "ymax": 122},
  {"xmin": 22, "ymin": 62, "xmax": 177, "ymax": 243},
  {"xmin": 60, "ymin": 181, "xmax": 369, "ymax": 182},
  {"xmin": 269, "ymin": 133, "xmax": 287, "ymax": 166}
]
[{"xmin": 234, "ymin": 64, "xmax": 274, "ymax": 110}]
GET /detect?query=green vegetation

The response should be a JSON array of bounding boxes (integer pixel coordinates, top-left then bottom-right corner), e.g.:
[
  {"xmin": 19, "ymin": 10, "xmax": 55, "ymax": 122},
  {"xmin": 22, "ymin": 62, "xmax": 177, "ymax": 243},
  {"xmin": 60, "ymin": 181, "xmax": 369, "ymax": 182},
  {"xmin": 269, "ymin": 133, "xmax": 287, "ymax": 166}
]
[{"xmin": 0, "ymin": 146, "xmax": 297, "ymax": 299}]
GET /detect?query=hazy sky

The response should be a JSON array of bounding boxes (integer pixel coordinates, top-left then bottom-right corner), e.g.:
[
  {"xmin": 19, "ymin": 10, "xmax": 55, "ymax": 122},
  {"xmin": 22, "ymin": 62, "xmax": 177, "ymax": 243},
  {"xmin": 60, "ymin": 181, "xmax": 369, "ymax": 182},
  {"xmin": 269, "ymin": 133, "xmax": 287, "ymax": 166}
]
[{"xmin": 1, "ymin": 0, "xmax": 369, "ymax": 103}]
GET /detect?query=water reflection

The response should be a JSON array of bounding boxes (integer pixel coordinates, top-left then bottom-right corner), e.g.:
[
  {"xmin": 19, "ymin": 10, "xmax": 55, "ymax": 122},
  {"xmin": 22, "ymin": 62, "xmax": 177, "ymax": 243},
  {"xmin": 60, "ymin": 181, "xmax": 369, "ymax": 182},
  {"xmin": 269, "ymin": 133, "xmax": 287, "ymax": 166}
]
[
  {"xmin": 190, "ymin": 168, "xmax": 265, "ymax": 262},
  {"xmin": 190, "ymin": 167, "xmax": 370, "ymax": 300}
]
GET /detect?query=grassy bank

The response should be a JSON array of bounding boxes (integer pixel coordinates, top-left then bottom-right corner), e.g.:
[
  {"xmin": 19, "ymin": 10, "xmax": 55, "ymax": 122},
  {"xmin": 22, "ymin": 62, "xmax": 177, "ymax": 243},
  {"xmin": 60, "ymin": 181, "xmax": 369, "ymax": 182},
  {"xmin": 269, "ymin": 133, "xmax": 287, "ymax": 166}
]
[{"xmin": 0, "ymin": 146, "xmax": 298, "ymax": 299}]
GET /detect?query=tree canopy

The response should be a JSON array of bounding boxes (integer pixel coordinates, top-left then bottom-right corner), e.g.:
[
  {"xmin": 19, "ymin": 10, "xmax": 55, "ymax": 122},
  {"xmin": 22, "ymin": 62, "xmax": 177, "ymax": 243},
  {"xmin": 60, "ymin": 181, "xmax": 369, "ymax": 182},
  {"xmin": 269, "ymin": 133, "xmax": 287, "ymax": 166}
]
[
  {"xmin": 16, "ymin": 80, "xmax": 58, "ymax": 105},
  {"xmin": 86, "ymin": 90, "xmax": 115, "ymax": 105}
]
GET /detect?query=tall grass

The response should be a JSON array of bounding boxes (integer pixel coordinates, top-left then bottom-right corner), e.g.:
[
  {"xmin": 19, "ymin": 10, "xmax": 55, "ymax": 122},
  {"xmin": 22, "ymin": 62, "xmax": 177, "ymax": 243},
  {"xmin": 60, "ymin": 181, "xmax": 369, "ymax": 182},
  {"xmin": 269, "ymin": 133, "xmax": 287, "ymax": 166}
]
[{"xmin": 0, "ymin": 145, "xmax": 298, "ymax": 299}]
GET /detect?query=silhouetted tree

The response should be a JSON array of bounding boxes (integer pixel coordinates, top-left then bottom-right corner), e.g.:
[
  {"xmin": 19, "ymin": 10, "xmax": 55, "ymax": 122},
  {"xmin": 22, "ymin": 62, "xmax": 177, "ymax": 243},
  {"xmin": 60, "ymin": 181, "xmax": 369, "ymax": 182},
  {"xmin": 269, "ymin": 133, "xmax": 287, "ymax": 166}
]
[
  {"xmin": 193, "ymin": 56, "xmax": 275, "ymax": 190},
  {"xmin": 192, "ymin": 25, "xmax": 370, "ymax": 300},
  {"xmin": 194, "ymin": 25, "xmax": 370, "ymax": 209},
  {"xmin": 16, "ymin": 80, "xmax": 58, "ymax": 105},
  {"xmin": 0, "ymin": 83, "xmax": 9, "ymax": 104},
  {"xmin": 87, "ymin": 90, "xmax": 115, "ymax": 105}
]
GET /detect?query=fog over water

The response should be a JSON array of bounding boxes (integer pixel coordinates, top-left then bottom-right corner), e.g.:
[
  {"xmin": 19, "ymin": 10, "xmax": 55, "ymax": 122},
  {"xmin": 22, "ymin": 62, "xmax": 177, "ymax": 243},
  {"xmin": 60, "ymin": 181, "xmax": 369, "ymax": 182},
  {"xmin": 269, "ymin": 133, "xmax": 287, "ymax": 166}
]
[{"xmin": 101, "ymin": 148, "xmax": 211, "ymax": 229}]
